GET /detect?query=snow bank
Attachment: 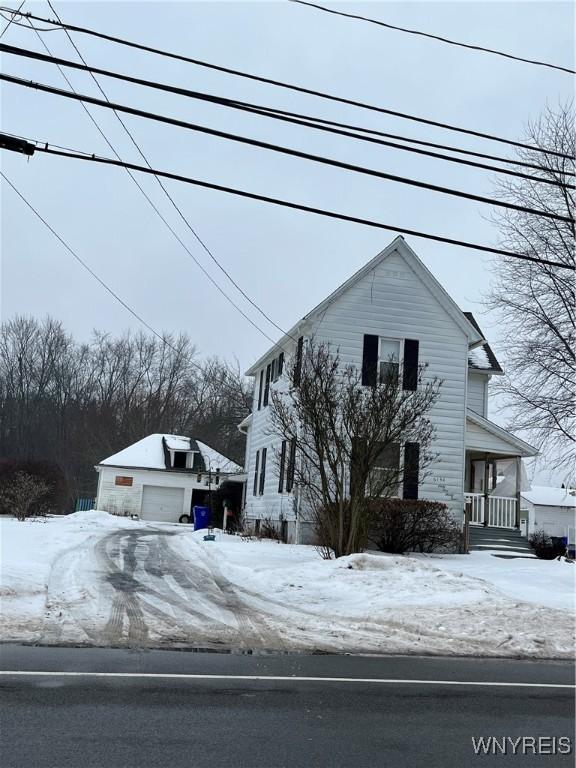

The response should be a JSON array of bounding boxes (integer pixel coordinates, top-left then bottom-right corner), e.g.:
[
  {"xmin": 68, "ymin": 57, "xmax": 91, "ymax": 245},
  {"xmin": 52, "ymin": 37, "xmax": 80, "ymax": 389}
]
[{"xmin": 0, "ymin": 511, "xmax": 137, "ymax": 642}]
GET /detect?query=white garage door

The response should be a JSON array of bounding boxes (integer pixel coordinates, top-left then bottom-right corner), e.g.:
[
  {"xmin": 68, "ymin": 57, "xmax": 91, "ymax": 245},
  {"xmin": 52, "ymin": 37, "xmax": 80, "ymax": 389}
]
[{"xmin": 141, "ymin": 485, "xmax": 185, "ymax": 523}]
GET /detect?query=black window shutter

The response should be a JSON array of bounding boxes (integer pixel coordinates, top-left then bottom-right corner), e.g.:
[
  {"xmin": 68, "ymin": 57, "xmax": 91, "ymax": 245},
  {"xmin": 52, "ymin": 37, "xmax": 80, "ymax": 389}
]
[
  {"xmin": 286, "ymin": 439, "xmax": 297, "ymax": 492},
  {"xmin": 257, "ymin": 370, "xmax": 264, "ymax": 410},
  {"xmin": 253, "ymin": 450, "xmax": 260, "ymax": 496},
  {"xmin": 278, "ymin": 440, "xmax": 287, "ymax": 493},
  {"xmin": 362, "ymin": 334, "xmax": 378, "ymax": 386},
  {"xmin": 259, "ymin": 448, "xmax": 267, "ymax": 495},
  {"xmin": 263, "ymin": 364, "xmax": 271, "ymax": 406},
  {"xmin": 293, "ymin": 337, "xmax": 304, "ymax": 386},
  {"xmin": 403, "ymin": 339, "xmax": 419, "ymax": 391},
  {"xmin": 403, "ymin": 442, "xmax": 420, "ymax": 500},
  {"xmin": 277, "ymin": 352, "xmax": 284, "ymax": 376}
]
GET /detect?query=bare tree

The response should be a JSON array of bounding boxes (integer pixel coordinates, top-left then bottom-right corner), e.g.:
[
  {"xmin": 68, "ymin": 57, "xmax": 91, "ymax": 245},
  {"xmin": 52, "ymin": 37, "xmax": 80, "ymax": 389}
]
[
  {"xmin": 487, "ymin": 103, "xmax": 575, "ymax": 471},
  {"xmin": 0, "ymin": 471, "xmax": 51, "ymax": 521},
  {"xmin": 0, "ymin": 316, "xmax": 251, "ymax": 496},
  {"xmin": 270, "ymin": 342, "xmax": 442, "ymax": 557}
]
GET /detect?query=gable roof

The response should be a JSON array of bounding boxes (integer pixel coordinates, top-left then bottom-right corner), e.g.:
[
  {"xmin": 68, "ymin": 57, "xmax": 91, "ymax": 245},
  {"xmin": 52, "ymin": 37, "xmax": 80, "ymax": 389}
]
[
  {"xmin": 466, "ymin": 410, "xmax": 538, "ymax": 457},
  {"xmin": 98, "ymin": 434, "xmax": 243, "ymax": 473},
  {"xmin": 246, "ymin": 237, "xmax": 484, "ymax": 376},
  {"xmin": 463, "ymin": 312, "xmax": 503, "ymax": 374}
]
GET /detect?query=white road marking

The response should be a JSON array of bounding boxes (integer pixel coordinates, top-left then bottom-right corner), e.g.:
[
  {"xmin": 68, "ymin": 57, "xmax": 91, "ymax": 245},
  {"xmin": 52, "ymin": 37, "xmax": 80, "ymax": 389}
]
[{"xmin": 0, "ymin": 671, "xmax": 572, "ymax": 689}]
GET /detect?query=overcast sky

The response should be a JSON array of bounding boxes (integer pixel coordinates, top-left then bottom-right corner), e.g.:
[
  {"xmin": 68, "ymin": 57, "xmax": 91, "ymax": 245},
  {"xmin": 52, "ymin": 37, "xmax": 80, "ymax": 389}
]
[{"xmin": 1, "ymin": 1, "xmax": 574, "ymax": 479}]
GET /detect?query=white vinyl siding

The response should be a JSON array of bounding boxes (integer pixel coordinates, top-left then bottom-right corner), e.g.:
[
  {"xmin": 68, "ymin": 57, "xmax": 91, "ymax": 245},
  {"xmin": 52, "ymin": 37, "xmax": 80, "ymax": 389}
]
[
  {"xmin": 467, "ymin": 372, "xmax": 488, "ymax": 417},
  {"xmin": 310, "ymin": 248, "xmax": 468, "ymax": 518},
  {"xmin": 243, "ymin": 246, "xmax": 470, "ymax": 524},
  {"xmin": 95, "ymin": 465, "xmax": 242, "ymax": 519}
]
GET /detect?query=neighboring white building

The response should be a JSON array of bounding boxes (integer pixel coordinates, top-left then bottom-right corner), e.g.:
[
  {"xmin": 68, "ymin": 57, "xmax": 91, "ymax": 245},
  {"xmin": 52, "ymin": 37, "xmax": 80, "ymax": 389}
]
[
  {"xmin": 522, "ymin": 485, "xmax": 576, "ymax": 545},
  {"xmin": 240, "ymin": 237, "xmax": 538, "ymax": 544},
  {"xmin": 95, "ymin": 434, "xmax": 244, "ymax": 523}
]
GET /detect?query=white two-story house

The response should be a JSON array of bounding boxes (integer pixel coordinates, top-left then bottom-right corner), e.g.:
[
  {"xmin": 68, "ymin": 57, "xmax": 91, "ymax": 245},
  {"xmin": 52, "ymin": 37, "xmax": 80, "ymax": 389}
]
[{"xmin": 240, "ymin": 237, "xmax": 537, "ymax": 544}]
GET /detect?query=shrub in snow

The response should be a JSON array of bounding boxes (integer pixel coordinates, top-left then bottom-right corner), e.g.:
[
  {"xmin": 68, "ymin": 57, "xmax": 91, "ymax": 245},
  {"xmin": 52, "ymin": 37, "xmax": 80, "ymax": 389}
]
[
  {"xmin": 528, "ymin": 529, "xmax": 566, "ymax": 560},
  {"xmin": 368, "ymin": 499, "xmax": 460, "ymax": 555},
  {"xmin": 0, "ymin": 458, "xmax": 69, "ymax": 515},
  {"xmin": 259, "ymin": 517, "xmax": 282, "ymax": 542},
  {"xmin": 0, "ymin": 471, "xmax": 52, "ymax": 521}
]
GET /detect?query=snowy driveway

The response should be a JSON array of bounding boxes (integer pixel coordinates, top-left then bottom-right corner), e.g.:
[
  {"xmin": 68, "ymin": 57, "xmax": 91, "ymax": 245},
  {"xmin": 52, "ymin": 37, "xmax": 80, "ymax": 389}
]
[
  {"xmin": 1, "ymin": 512, "xmax": 574, "ymax": 658},
  {"xmin": 41, "ymin": 526, "xmax": 285, "ymax": 650}
]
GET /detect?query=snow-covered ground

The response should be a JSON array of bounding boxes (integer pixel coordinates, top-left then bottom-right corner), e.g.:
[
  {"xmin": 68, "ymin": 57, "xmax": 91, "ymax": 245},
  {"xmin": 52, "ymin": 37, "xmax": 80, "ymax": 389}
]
[{"xmin": 0, "ymin": 512, "xmax": 574, "ymax": 658}]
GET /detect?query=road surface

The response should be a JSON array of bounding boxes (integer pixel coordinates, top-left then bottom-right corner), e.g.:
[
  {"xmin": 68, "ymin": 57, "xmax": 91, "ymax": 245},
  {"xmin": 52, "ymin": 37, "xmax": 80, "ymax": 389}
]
[{"xmin": 1, "ymin": 645, "xmax": 573, "ymax": 768}]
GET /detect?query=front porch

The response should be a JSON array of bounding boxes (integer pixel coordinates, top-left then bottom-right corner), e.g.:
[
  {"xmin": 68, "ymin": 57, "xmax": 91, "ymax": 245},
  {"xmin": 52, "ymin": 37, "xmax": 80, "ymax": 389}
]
[{"xmin": 464, "ymin": 410, "xmax": 538, "ymax": 534}]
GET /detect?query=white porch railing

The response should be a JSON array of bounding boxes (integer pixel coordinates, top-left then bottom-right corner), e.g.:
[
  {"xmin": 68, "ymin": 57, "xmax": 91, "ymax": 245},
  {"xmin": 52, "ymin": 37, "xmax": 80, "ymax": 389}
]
[
  {"xmin": 465, "ymin": 493, "xmax": 517, "ymax": 528},
  {"xmin": 465, "ymin": 492, "xmax": 485, "ymax": 524}
]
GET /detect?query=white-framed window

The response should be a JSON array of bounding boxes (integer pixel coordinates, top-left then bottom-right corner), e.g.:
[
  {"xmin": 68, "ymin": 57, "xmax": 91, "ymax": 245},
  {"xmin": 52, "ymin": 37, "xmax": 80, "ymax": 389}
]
[{"xmin": 378, "ymin": 338, "xmax": 402, "ymax": 384}]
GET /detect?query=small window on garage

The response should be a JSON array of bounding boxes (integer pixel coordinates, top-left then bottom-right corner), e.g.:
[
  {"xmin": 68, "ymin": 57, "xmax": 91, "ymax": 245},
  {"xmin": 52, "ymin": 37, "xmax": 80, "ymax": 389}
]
[
  {"xmin": 173, "ymin": 451, "xmax": 187, "ymax": 468},
  {"xmin": 115, "ymin": 476, "xmax": 133, "ymax": 486}
]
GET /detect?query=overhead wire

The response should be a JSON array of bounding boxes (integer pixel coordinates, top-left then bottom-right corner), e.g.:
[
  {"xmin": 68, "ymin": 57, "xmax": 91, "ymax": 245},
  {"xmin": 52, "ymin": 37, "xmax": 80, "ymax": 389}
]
[
  {"xmin": 0, "ymin": 0, "xmax": 24, "ymax": 37},
  {"xmin": 2, "ymin": 72, "xmax": 572, "ymax": 224},
  {"xmin": 1, "ymin": 6, "xmax": 572, "ymax": 160},
  {"xmin": 1, "ymin": 170, "xmax": 182, "ymax": 349},
  {"xmin": 17, "ymin": 140, "xmax": 574, "ymax": 271},
  {"xmin": 22, "ymin": 10, "xmax": 280, "ymax": 347},
  {"xmin": 290, "ymin": 0, "xmax": 576, "ymax": 75},
  {"xmin": 2, "ymin": 41, "xmax": 572, "ymax": 187},
  {"xmin": 43, "ymin": 0, "xmax": 290, "ymax": 343}
]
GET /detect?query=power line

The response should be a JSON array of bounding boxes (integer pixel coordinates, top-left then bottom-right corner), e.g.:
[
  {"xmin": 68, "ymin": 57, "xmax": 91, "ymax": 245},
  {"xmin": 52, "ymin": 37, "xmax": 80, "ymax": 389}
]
[
  {"xmin": 290, "ymin": 0, "xmax": 576, "ymax": 75},
  {"xmin": 2, "ymin": 46, "xmax": 563, "ymax": 177},
  {"xmin": 23, "ymin": 12, "xmax": 279, "ymax": 347},
  {"xmin": 3, "ymin": 41, "xmax": 572, "ymax": 187},
  {"xmin": 2, "ymin": 73, "xmax": 572, "ymax": 225},
  {"xmin": 1, "ymin": 6, "xmax": 572, "ymax": 160},
  {"xmin": 0, "ymin": 0, "xmax": 24, "ymax": 37},
  {"xmin": 20, "ymin": 142, "xmax": 574, "ymax": 271},
  {"xmin": 43, "ymin": 0, "xmax": 289, "ymax": 343},
  {"xmin": 0, "ymin": 170, "xmax": 181, "ymax": 348}
]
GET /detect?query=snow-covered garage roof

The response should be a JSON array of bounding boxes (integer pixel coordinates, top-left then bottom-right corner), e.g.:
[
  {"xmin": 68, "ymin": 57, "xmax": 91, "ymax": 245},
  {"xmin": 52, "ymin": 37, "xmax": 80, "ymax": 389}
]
[
  {"xmin": 98, "ymin": 434, "xmax": 243, "ymax": 473},
  {"xmin": 521, "ymin": 486, "xmax": 576, "ymax": 508}
]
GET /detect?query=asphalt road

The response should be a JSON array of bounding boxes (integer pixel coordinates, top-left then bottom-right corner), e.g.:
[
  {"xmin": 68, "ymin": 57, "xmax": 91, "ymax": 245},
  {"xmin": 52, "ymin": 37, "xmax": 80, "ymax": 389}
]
[{"xmin": 1, "ymin": 645, "xmax": 574, "ymax": 768}]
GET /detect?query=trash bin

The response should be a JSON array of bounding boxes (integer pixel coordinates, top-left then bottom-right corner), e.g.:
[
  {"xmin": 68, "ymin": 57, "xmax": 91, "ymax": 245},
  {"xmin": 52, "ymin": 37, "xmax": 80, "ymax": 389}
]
[{"xmin": 193, "ymin": 505, "xmax": 211, "ymax": 531}]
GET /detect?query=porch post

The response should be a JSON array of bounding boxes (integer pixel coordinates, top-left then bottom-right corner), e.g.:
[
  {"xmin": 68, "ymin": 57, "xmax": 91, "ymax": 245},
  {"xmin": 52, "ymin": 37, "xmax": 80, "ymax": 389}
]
[
  {"xmin": 483, "ymin": 454, "xmax": 490, "ymax": 526},
  {"xmin": 515, "ymin": 456, "xmax": 522, "ymax": 529}
]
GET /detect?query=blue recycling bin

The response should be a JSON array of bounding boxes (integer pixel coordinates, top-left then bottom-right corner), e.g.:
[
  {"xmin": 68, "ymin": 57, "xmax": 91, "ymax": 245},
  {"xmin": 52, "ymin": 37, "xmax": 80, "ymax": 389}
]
[{"xmin": 193, "ymin": 505, "xmax": 211, "ymax": 531}]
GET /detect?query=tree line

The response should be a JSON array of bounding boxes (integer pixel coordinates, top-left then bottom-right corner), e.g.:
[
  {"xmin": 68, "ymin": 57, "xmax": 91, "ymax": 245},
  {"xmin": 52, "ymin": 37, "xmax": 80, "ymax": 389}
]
[{"xmin": 0, "ymin": 316, "xmax": 252, "ymax": 503}]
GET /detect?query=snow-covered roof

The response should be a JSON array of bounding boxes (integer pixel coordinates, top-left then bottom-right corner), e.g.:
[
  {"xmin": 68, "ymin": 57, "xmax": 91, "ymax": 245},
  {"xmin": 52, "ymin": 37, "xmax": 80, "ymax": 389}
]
[
  {"xmin": 521, "ymin": 486, "xmax": 576, "ymax": 508},
  {"xmin": 463, "ymin": 312, "xmax": 503, "ymax": 374},
  {"xmin": 468, "ymin": 346, "xmax": 491, "ymax": 369},
  {"xmin": 98, "ymin": 434, "xmax": 242, "ymax": 473}
]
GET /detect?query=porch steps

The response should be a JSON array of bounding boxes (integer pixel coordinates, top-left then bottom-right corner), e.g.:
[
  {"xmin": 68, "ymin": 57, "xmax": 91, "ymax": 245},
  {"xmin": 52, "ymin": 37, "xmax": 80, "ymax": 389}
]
[{"xmin": 469, "ymin": 525, "xmax": 534, "ymax": 555}]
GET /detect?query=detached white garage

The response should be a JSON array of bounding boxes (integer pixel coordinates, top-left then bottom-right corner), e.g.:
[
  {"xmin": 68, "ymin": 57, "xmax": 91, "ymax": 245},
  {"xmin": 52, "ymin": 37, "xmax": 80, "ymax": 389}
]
[{"xmin": 94, "ymin": 434, "xmax": 245, "ymax": 524}]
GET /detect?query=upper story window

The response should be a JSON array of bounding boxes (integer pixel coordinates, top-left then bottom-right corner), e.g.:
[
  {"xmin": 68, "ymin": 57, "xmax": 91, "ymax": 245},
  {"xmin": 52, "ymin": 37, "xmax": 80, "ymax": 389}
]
[
  {"xmin": 362, "ymin": 335, "xmax": 419, "ymax": 391},
  {"xmin": 379, "ymin": 339, "xmax": 401, "ymax": 384},
  {"xmin": 257, "ymin": 369, "xmax": 264, "ymax": 410},
  {"xmin": 261, "ymin": 351, "xmax": 286, "ymax": 407},
  {"xmin": 173, "ymin": 451, "xmax": 187, "ymax": 469},
  {"xmin": 171, "ymin": 450, "xmax": 196, "ymax": 469}
]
